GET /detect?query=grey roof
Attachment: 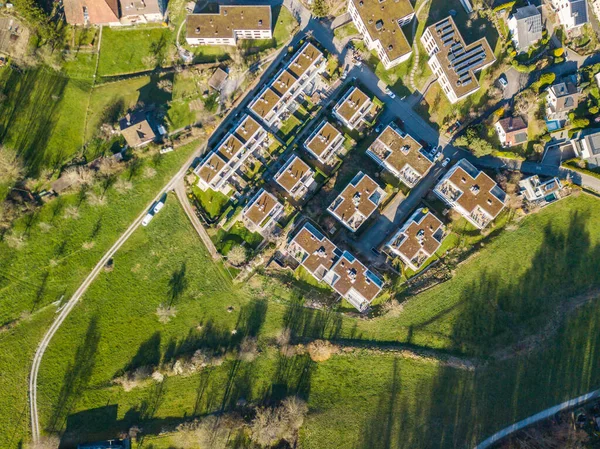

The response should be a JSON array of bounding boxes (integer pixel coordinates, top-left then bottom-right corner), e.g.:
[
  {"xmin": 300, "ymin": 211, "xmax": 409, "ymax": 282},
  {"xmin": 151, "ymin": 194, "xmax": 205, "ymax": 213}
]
[
  {"xmin": 549, "ymin": 81, "xmax": 580, "ymax": 112},
  {"xmin": 512, "ymin": 6, "xmax": 542, "ymax": 50},
  {"xmin": 570, "ymin": 0, "xmax": 588, "ymax": 26},
  {"xmin": 584, "ymin": 131, "xmax": 600, "ymax": 156}
]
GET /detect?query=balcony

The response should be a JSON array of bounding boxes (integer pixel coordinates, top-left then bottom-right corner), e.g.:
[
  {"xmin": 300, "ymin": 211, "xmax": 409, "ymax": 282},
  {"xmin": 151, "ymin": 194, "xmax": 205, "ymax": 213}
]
[
  {"xmin": 399, "ymin": 166, "xmax": 421, "ymax": 187},
  {"xmin": 470, "ymin": 206, "xmax": 491, "ymax": 228},
  {"xmin": 437, "ymin": 180, "xmax": 461, "ymax": 202}
]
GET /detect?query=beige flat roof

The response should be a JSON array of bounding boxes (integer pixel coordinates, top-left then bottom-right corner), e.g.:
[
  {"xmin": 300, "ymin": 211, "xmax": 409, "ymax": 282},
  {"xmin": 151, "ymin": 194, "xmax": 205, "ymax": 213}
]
[
  {"xmin": 306, "ymin": 121, "xmax": 342, "ymax": 159},
  {"xmin": 198, "ymin": 152, "xmax": 227, "ymax": 185},
  {"xmin": 336, "ymin": 87, "xmax": 371, "ymax": 124},
  {"xmin": 187, "ymin": 5, "xmax": 271, "ymax": 40},
  {"xmin": 276, "ymin": 155, "xmax": 312, "ymax": 193},
  {"xmin": 287, "ymin": 42, "xmax": 323, "ymax": 78},
  {"xmin": 244, "ymin": 189, "xmax": 280, "ymax": 228},
  {"xmin": 371, "ymin": 125, "xmax": 433, "ymax": 176},
  {"xmin": 250, "ymin": 87, "xmax": 281, "ymax": 119},
  {"xmin": 350, "ymin": 0, "xmax": 413, "ymax": 62}
]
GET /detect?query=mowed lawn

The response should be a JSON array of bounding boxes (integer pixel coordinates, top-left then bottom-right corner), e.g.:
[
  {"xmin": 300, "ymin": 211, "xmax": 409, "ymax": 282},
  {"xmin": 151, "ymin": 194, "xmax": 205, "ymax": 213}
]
[
  {"xmin": 98, "ymin": 27, "xmax": 173, "ymax": 77},
  {"xmin": 0, "ymin": 66, "xmax": 91, "ymax": 174}
]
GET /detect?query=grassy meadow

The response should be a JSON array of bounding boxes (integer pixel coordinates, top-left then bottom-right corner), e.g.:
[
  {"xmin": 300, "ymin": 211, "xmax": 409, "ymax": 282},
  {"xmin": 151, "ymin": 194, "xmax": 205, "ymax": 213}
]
[
  {"xmin": 0, "ymin": 66, "xmax": 91, "ymax": 174},
  {"xmin": 26, "ymin": 192, "xmax": 600, "ymax": 449}
]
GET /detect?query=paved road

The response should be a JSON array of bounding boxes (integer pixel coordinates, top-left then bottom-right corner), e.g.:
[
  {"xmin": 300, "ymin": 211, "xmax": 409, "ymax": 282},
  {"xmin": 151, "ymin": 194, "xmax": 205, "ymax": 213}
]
[
  {"xmin": 174, "ymin": 179, "xmax": 220, "ymax": 260},
  {"xmin": 474, "ymin": 388, "xmax": 600, "ymax": 449},
  {"xmin": 28, "ymin": 144, "xmax": 204, "ymax": 442}
]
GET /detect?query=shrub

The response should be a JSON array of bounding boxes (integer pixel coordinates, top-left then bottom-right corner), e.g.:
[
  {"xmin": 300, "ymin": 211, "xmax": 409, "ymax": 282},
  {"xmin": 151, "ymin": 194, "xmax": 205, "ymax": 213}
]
[
  {"xmin": 250, "ymin": 397, "xmax": 309, "ymax": 447},
  {"xmin": 554, "ymin": 47, "xmax": 564, "ymax": 57},
  {"xmin": 227, "ymin": 245, "xmax": 248, "ymax": 266}
]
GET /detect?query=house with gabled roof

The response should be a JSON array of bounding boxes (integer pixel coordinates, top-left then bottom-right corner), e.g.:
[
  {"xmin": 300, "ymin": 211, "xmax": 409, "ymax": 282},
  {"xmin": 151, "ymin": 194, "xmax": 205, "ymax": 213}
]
[
  {"xmin": 367, "ymin": 123, "xmax": 434, "ymax": 187},
  {"xmin": 242, "ymin": 189, "xmax": 284, "ymax": 235},
  {"xmin": 508, "ymin": 6, "xmax": 543, "ymax": 53},
  {"xmin": 386, "ymin": 208, "xmax": 446, "ymax": 271},
  {"xmin": 546, "ymin": 79, "xmax": 580, "ymax": 124},
  {"xmin": 327, "ymin": 172, "xmax": 386, "ymax": 232},
  {"xmin": 421, "ymin": 16, "xmax": 496, "ymax": 104},
  {"xmin": 119, "ymin": 111, "xmax": 156, "ymax": 148},
  {"xmin": 275, "ymin": 155, "xmax": 315, "ymax": 200},
  {"xmin": 495, "ymin": 116, "xmax": 528, "ymax": 147},
  {"xmin": 434, "ymin": 159, "xmax": 507, "ymax": 229},
  {"xmin": 304, "ymin": 121, "xmax": 345, "ymax": 164},
  {"xmin": 333, "ymin": 86, "xmax": 374, "ymax": 130}
]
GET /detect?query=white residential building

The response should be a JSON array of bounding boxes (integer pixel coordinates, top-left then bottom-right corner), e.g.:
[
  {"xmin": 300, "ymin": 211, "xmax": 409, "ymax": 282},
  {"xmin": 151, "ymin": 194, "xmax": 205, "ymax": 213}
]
[
  {"xmin": 186, "ymin": 5, "xmax": 272, "ymax": 46},
  {"xmin": 242, "ymin": 189, "xmax": 284, "ymax": 235},
  {"xmin": 571, "ymin": 128, "xmax": 600, "ymax": 167},
  {"xmin": 421, "ymin": 16, "xmax": 496, "ymax": 104},
  {"xmin": 249, "ymin": 42, "xmax": 325, "ymax": 127},
  {"xmin": 194, "ymin": 115, "xmax": 268, "ymax": 193},
  {"xmin": 434, "ymin": 159, "xmax": 507, "ymax": 229},
  {"xmin": 327, "ymin": 171, "xmax": 386, "ymax": 232},
  {"xmin": 304, "ymin": 121, "xmax": 345, "ymax": 164},
  {"xmin": 366, "ymin": 123, "xmax": 434, "ymax": 188},
  {"xmin": 551, "ymin": 0, "xmax": 588, "ymax": 30},
  {"xmin": 347, "ymin": 0, "xmax": 415, "ymax": 69},
  {"xmin": 518, "ymin": 175, "xmax": 564, "ymax": 205},
  {"xmin": 274, "ymin": 155, "xmax": 315, "ymax": 200},
  {"xmin": 288, "ymin": 223, "xmax": 383, "ymax": 311},
  {"xmin": 333, "ymin": 86, "xmax": 374, "ymax": 130},
  {"xmin": 386, "ymin": 208, "xmax": 446, "ymax": 271}
]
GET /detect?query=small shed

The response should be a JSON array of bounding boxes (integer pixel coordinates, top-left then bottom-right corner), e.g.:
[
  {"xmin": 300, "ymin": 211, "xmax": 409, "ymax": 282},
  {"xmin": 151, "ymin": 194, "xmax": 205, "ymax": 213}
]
[{"xmin": 208, "ymin": 67, "xmax": 229, "ymax": 91}]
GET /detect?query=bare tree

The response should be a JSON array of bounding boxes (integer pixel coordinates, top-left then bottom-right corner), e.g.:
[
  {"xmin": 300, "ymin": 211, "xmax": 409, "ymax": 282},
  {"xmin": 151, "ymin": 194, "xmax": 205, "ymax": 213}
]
[
  {"xmin": 250, "ymin": 396, "xmax": 308, "ymax": 447},
  {"xmin": 227, "ymin": 245, "xmax": 248, "ymax": 266},
  {"xmin": 0, "ymin": 148, "xmax": 24, "ymax": 185}
]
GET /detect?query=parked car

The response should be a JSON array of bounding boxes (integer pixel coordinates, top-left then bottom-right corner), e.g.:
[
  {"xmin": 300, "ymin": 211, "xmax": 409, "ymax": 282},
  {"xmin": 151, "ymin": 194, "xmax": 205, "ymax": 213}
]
[
  {"xmin": 498, "ymin": 75, "xmax": 508, "ymax": 89},
  {"xmin": 385, "ymin": 87, "xmax": 396, "ymax": 99},
  {"xmin": 153, "ymin": 201, "xmax": 165, "ymax": 214},
  {"xmin": 142, "ymin": 213, "xmax": 154, "ymax": 227},
  {"xmin": 442, "ymin": 158, "xmax": 451, "ymax": 167}
]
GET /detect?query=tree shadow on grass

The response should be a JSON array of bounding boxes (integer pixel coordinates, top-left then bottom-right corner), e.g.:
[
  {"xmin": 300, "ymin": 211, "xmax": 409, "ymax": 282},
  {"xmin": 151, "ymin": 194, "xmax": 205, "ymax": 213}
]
[
  {"xmin": 449, "ymin": 210, "xmax": 600, "ymax": 355},
  {"xmin": 167, "ymin": 262, "xmax": 188, "ymax": 308},
  {"xmin": 123, "ymin": 332, "xmax": 161, "ymax": 374},
  {"xmin": 47, "ymin": 316, "xmax": 101, "ymax": 432},
  {"xmin": 283, "ymin": 298, "xmax": 343, "ymax": 341}
]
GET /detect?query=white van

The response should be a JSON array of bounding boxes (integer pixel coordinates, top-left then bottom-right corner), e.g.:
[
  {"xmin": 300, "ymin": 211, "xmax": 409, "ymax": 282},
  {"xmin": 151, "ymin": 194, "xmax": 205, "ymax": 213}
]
[{"xmin": 142, "ymin": 213, "xmax": 154, "ymax": 227}]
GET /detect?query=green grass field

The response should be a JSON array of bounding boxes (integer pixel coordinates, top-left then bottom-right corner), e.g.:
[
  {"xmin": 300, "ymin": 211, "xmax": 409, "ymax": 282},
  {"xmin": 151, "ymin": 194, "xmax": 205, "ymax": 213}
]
[
  {"xmin": 98, "ymin": 27, "xmax": 173, "ymax": 77},
  {"xmin": 192, "ymin": 186, "xmax": 231, "ymax": 220},
  {"xmin": 213, "ymin": 221, "xmax": 263, "ymax": 256},
  {"xmin": 25, "ymin": 193, "xmax": 600, "ymax": 449},
  {"xmin": 0, "ymin": 67, "xmax": 91, "ymax": 174}
]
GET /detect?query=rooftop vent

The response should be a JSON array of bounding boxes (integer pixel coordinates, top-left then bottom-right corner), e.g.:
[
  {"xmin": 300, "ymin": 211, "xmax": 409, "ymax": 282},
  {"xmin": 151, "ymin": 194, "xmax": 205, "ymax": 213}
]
[
  {"xmin": 388, "ymin": 44, "xmax": 393, "ymax": 51},
  {"xmin": 223, "ymin": 9, "xmax": 227, "ymax": 15},
  {"xmin": 470, "ymin": 185, "xmax": 480, "ymax": 195},
  {"xmin": 195, "ymin": 27, "xmax": 200, "ymax": 34},
  {"xmin": 375, "ymin": 19, "xmax": 384, "ymax": 30}
]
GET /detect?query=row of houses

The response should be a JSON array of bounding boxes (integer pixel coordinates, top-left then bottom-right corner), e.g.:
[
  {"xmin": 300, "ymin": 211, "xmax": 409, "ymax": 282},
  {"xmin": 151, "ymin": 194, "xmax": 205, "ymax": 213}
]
[{"xmin": 64, "ymin": 0, "xmax": 164, "ymax": 26}]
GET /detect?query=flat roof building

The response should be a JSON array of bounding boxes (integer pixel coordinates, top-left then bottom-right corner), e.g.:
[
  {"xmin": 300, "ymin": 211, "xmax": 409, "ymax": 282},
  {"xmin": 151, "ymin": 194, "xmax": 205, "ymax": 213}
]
[
  {"xmin": 194, "ymin": 114, "xmax": 268, "ymax": 193},
  {"xmin": 518, "ymin": 175, "xmax": 564, "ymax": 205},
  {"xmin": 571, "ymin": 128, "xmax": 600, "ymax": 168},
  {"xmin": 186, "ymin": 5, "xmax": 272, "ymax": 46},
  {"xmin": 333, "ymin": 86, "xmax": 374, "ymax": 130},
  {"xmin": 304, "ymin": 121, "xmax": 345, "ymax": 164},
  {"xmin": 421, "ymin": 16, "xmax": 495, "ymax": 103},
  {"xmin": 434, "ymin": 159, "xmax": 507, "ymax": 229},
  {"xmin": 328, "ymin": 171, "xmax": 386, "ymax": 232},
  {"xmin": 275, "ymin": 155, "xmax": 315, "ymax": 199},
  {"xmin": 249, "ymin": 42, "xmax": 325, "ymax": 127},
  {"xmin": 386, "ymin": 208, "xmax": 446, "ymax": 271},
  {"xmin": 288, "ymin": 223, "xmax": 383, "ymax": 311},
  {"xmin": 366, "ymin": 123, "xmax": 434, "ymax": 187},
  {"xmin": 243, "ymin": 189, "xmax": 284, "ymax": 235},
  {"xmin": 348, "ymin": 0, "xmax": 415, "ymax": 69}
]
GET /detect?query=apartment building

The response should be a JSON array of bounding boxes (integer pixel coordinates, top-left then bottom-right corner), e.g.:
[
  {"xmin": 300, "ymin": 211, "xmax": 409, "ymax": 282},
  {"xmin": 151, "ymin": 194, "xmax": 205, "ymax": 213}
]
[
  {"xmin": 366, "ymin": 123, "xmax": 434, "ymax": 187},
  {"xmin": 186, "ymin": 5, "xmax": 272, "ymax": 46},
  {"xmin": 242, "ymin": 189, "xmax": 284, "ymax": 235},
  {"xmin": 347, "ymin": 0, "xmax": 415, "ymax": 69},
  {"xmin": 64, "ymin": 0, "xmax": 165, "ymax": 25},
  {"xmin": 551, "ymin": 0, "xmax": 588, "ymax": 30},
  {"xmin": 120, "ymin": 0, "xmax": 164, "ymax": 25},
  {"xmin": 275, "ymin": 155, "xmax": 315, "ymax": 200},
  {"xmin": 434, "ymin": 159, "xmax": 507, "ymax": 229},
  {"xmin": 304, "ymin": 121, "xmax": 345, "ymax": 164},
  {"xmin": 508, "ymin": 5, "xmax": 543, "ymax": 53},
  {"xmin": 386, "ymin": 208, "xmax": 446, "ymax": 271},
  {"xmin": 194, "ymin": 114, "xmax": 268, "ymax": 193},
  {"xmin": 421, "ymin": 17, "xmax": 495, "ymax": 104},
  {"xmin": 250, "ymin": 42, "xmax": 325, "ymax": 127},
  {"xmin": 328, "ymin": 171, "xmax": 386, "ymax": 232},
  {"xmin": 288, "ymin": 223, "xmax": 383, "ymax": 311},
  {"xmin": 495, "ymin": 116, "xmax": 528, "ymax": 147},
  {"xmin": 333, "ymin": 86, "xmax": 374, "ymax": 130}
]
